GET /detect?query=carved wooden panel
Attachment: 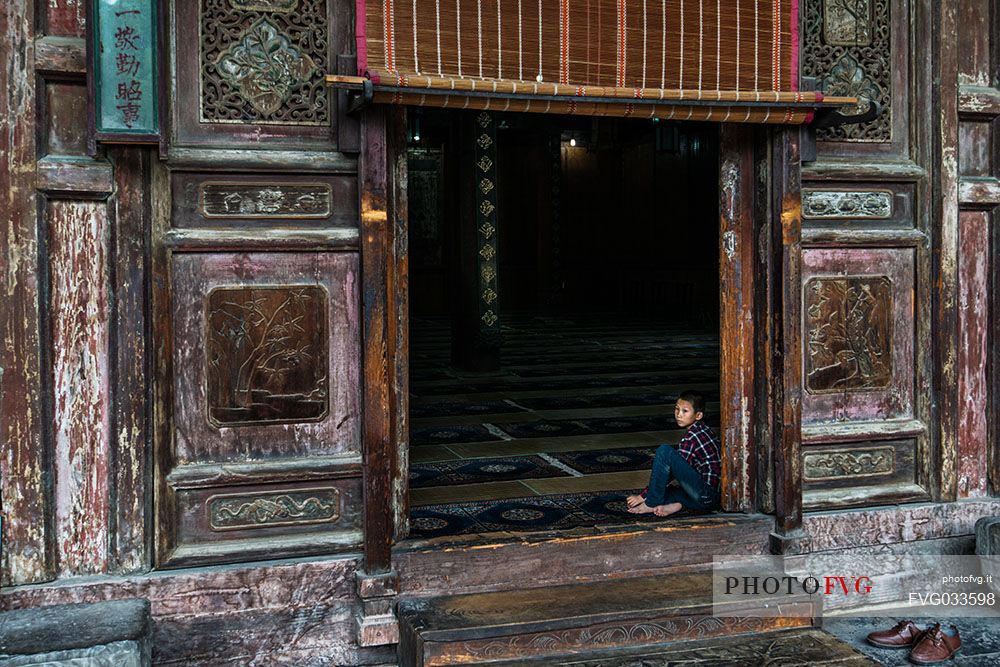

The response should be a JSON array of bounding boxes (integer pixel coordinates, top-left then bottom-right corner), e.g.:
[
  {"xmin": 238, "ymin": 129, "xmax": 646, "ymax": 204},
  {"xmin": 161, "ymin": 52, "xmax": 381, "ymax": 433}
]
[
  {"xmin": 802, "ymin": 439, "xmax": 922, "ymax": 510},
  {"xmin": 202, "ymin": 183, "xmax": 331, "ymax": 218},
  {"xmin": 171, "ymin": 252, "xmax": 359, "ymax": 463},
  {"xmin": 168, "ymin": 478, "xmax": 363, "ymax": 566},
  {"xmin": 171, "ymin": 173, "xmax": 358, "ymax": 228},
  {"xmin": 802, "ymin": 190, "xmax": 893, "ymax": 219},
  {"xmin": 208, "ymin": 486, "xmax": 340, "ymax": 530},
  {"xmin": 801, "ymin": 248, "xmax": 914, "ymax": 426},
  {"xmin": 803, "ymin": 0, "xmax": 894, "ymax": 143},
  {"xmin": 804, "ymin": 446, "xmax": 895, "ymax": 480},
  {"xmin": 805, "ymin": 276, "xmax": 893, "ymax": 394},
  {"xmin": 172, "ymin": 0, "xmax": 342, "ymax": 146},
  {"xmin": 206, "ymin": 286, "xmax": 328, "ymax": 426},
  {"xmin": 200, "ymin": 0, "xmax": 329, "ymax": 126}
]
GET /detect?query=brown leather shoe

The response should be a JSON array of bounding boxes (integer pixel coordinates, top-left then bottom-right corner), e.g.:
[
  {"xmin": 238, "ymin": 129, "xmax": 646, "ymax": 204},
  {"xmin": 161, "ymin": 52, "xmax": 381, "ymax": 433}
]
[
  {"xmin": 908, "ymin": 624, "xmax": 961, "ymax": 664},
  {"xmin": 866, "ymin": 619, "xmax": 925, "ymax": 648}
]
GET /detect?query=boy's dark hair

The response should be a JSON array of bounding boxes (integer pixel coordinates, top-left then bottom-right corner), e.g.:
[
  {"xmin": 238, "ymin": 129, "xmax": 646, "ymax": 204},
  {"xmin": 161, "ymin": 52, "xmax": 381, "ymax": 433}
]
[{"xmin": 678, "ymin": 390, "xmax": 706, "ymax": 415}]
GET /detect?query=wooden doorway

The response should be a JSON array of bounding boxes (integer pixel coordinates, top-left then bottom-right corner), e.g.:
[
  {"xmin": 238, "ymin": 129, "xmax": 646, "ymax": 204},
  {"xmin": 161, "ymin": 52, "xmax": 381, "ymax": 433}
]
[{"xmin": 358, "ymin": 113, "xmax": 770, "ymax": 550}]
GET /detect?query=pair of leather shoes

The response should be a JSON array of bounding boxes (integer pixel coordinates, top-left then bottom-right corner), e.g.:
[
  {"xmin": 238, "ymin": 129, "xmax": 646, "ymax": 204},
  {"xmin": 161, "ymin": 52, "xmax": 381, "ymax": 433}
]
[{"xmin": 866, "ymin": 620, "xmax": 961, "ymax": 664}]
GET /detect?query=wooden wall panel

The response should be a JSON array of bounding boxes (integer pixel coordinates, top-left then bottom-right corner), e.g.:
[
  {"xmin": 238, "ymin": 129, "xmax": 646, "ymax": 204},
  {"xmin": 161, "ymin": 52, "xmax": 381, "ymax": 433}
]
[
  {"xmin": 0, "ymin": 557, "xmax": 395, "ymax": 666},
  {"xmin": 956, "ymin": 0, "xmax": 999, "ymax": 498},
  {"xmin": 109, "ymin": 147, "xmax": 152, "ymax": 573},
  {"xmin": 799, "ymin": 0, "xmax": 936, "ymax": 512},
  {"xmin": 957, "ymin": 211, "xmax": 989, "ymax": 498},
  {"xmin": 49, "ymin": 200, "xmax": 112, "ymax": 576},
  {"xmin": 1, "ymin": 0, "xmax": 50, "ymax": 587},
  {"xmin": 45, "ymin": 0, "xmax": 85, "ymax": 37}
]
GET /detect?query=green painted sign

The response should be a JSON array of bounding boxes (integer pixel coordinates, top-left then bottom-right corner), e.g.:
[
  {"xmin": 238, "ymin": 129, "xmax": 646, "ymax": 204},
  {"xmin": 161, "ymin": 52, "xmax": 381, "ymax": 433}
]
[{"xmin": 94, "ymin": 0, "xmax": 158, "ymax": 139}]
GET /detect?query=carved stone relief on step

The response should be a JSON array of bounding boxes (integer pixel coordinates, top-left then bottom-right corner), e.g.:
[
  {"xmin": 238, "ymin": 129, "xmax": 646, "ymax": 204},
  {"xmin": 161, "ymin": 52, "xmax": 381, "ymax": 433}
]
[
  {"xmin": 805, "ymin": 276, "xmax": 893, "ymax": 393},
  {"xmin": 200, "ymin": 0, "xmax": 329, "ymax": 125},
  {"xmin": 803, "ymin": 0, "xmax": 891, "ymax": 142}
]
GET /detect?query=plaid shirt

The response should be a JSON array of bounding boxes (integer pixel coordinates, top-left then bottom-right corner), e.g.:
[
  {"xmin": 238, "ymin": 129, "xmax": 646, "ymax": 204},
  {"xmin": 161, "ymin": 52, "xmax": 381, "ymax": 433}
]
[{"xmin": 677, "ymin": 420, "xmax": 722, "ymax": 489}]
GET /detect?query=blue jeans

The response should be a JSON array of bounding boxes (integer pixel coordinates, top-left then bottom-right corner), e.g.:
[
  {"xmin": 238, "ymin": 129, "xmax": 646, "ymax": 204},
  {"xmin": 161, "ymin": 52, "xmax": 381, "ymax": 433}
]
[{"xmin": 644, "ymin": 444, "xmax": 719, "ymax": 510}]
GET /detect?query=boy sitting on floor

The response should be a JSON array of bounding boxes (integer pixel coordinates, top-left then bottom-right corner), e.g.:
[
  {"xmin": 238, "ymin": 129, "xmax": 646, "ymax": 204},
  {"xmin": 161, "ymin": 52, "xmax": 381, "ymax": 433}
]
[{"xmin": 626, "ymin": 390, "xmax": 721, "ymax": 517}]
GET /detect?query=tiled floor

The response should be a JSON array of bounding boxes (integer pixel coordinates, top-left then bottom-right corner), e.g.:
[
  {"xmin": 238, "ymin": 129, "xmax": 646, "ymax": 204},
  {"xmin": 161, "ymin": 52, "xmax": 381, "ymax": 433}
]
[
  {"xmin": 825, "ymin": 616, "xmax": 1000, "ymax": 666},
  {"xmin": 407, "ymin": 314, "xmax": 720, "ymax": 535}
]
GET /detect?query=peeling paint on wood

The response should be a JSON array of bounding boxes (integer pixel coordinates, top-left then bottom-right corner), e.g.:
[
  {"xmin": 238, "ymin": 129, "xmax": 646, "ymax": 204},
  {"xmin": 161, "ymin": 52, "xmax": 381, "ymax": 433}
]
[
  {"xmin": 1, "ymin": 0, "xmax": 51, "ymax": 587},
  {"xmin": 802, "ymin": 499, "xmax": 1000, "ymax": 552},
  {"xmin": 957, "ymin": 211, "xmax": 989, "ymax": 497},
  {"xmin": 108, "ymin": 147, "xmax": 150, "ymax": 573},
  {"xmin": 46, "ymin": 0, "xmax": 86, "ymax": 38},
  {"xmin": 0, "ymin": 556, "xmax": 394, "ymax": 666},
  {"xmin": 49, "ymin": 200, "xmax": 111, "ymax": 576}
]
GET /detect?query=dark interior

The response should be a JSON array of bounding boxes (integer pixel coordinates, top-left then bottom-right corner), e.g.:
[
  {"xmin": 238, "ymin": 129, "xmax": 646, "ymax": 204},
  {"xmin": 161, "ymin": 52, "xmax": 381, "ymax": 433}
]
[{"xmin": 406, "ymin": 110, "xmax": 721, "ymax": 539}]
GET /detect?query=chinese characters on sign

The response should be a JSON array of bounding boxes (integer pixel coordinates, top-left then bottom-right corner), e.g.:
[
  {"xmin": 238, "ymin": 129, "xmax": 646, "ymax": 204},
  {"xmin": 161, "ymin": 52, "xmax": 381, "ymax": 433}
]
[{"xmin": 94, "ymin": 0, "xmax": 158, "ymax": 139}]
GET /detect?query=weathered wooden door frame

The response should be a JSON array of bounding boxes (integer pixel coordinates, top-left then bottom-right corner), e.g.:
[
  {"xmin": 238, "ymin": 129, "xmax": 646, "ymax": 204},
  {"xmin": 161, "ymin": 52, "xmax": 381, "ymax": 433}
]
[{"xmin": 354, "ymin": 113, "xmax": 802, "ymax": 572}]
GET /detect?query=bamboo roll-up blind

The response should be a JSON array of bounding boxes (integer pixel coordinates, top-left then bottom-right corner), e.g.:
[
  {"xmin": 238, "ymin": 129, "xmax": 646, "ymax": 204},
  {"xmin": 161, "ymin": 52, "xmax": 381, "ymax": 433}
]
[{"xmin": 356, "ymin": 0, "xmax": 824, "ymax": 124}]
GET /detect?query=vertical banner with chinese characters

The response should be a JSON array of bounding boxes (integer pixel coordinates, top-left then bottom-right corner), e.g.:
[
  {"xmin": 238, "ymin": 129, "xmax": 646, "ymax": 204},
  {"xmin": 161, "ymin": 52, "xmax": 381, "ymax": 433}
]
[{"xmin": 92, "ymin": 0, "xmax": 159, "ymax": 141}]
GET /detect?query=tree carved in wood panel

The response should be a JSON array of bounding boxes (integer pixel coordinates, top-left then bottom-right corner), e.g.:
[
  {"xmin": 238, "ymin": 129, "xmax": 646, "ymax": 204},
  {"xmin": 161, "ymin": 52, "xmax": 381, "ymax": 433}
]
[
  {"xmin": 207, "ymin": 286, "xmax": 328, "ymax": 426},
  {"xmin": 200, "ymin": 0, "xmax": 329, "ymax": 125},
  {"xmin": 805, "ymin": 277, "xmax": 892, "ymax": 393},
  {"xmin": 803, "ymin": 0, "xmax": 891, "ymax": 142}
]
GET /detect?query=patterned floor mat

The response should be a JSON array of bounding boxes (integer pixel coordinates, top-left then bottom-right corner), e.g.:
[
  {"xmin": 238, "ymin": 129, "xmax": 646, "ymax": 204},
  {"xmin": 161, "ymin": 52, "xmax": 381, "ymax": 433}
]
[
  {"xmin": 548, "ymin": 447, "xmax": 658, "ymax": 474},
  {"xmin": 410, "ymin": 424, "xmax": 506, "ymax": 446},
  {"xmin": 409, "ymin": 490, "xmax": 699, "ymax": 538},
  {"xmin": 409, "ymin": 455, "xmax": 571, "ymax": 488},
  {"xmin": 411, "ymin": 399, "xmax": 528, "ymax": 419}
]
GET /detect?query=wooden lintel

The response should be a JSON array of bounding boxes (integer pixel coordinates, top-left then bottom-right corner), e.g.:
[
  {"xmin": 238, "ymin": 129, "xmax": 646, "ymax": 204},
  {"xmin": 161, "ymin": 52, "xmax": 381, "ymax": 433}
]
[
  {"xmin": 34, "ymin": 36, "xmax": 86, "ymax": 76},
  {"xmin": 36, "ymin": 157, "xmax": 114, "ymax": 199}
]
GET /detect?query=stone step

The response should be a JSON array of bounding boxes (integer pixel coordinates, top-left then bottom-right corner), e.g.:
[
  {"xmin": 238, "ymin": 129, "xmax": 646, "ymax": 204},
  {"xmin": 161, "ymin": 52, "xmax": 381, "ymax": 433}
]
[
  {"xmin": 484, "ymin": 628, "xmax": 882, "ymax": 666},
  {"xmin": 398, "ymin": 572, "xmax": 818, "ymax": 666}
]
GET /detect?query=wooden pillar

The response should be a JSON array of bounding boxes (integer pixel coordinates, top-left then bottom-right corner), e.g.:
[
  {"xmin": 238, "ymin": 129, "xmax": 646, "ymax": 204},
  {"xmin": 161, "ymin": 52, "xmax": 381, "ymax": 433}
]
[
  {"xmin": 357, "ymin": 104, "xmax": 407, "ymax": 647},
  {"xmin": 718, "ymin": 125, "xmax": 756, "ymax": 513},
  {"xmin": 0, "ymin": 0, "xmax": 49, "ymax": 586},
  {"xmin": 451, "ymin": 111, "xmax": 501, "ymax": 372},
  {"xmin": 769, "ymin": 126, "xmax": 806, "ymax": 554}
]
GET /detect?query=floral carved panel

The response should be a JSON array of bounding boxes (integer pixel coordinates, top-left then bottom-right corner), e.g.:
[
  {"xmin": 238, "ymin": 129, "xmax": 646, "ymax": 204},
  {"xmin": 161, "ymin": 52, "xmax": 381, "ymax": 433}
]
[
  {"xmin": 207, "ymin": 286, "xmax": 328, "ymax": 426},
  {"xmin": 200, "ymin": 0, "xmax": 329, "ymax": 125},
  {"xmin": 805, "ymin": 276, "xmax": 892, "ymax": 394},
  {"xmin": 201, "ymin": 182, "xmax": 332, "ymax": 218},
  {"xmin": 803, "ymin": 0, "xmax": 891, "ymax": 142}
]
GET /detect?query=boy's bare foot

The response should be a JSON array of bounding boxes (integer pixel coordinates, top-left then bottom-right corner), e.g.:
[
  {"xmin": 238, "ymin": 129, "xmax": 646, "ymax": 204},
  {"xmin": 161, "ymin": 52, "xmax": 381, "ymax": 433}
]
[
  {"xmin": 626, "ymin": 494, "xmax": 645, "ymax": 508},
  {"xmin": 653, "ymin": 502, "xmax": 684, "ymax": 517},
  {"xmin": 627, "ymin": 502, "xmax": 657, "ymax": 514}
]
